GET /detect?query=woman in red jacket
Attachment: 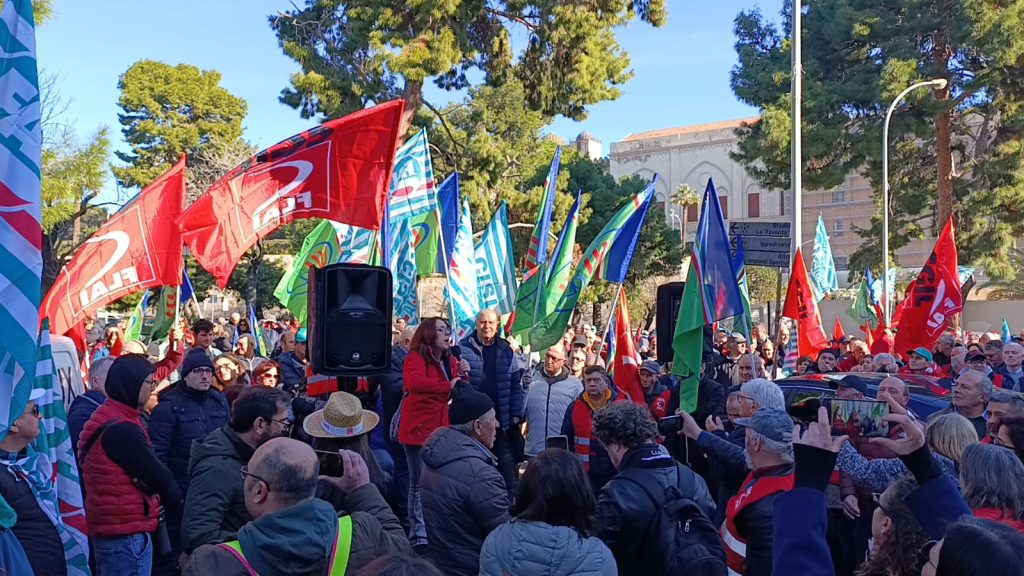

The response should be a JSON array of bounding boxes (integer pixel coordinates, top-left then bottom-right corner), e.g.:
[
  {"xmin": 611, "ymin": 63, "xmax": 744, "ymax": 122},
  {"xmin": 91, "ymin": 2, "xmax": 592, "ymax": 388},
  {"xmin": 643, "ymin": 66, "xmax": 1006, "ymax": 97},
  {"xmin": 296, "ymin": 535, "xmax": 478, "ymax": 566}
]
[{"xmin": 398, "ymin": 317, "xmax": 468, "ymax": 548}]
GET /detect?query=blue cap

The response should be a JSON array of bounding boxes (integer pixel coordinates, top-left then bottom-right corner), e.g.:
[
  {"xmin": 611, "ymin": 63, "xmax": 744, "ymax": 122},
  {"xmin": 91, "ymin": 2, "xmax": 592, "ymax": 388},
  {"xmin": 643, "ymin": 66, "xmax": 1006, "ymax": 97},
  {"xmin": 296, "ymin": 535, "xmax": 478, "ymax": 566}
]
[
  {"xmin": 734, "ymin": 409, "xmax": 793, "ymax": 443},
  {"xmin": 296, "ymin": 328, "xmax": 308, "ymax": 343}
]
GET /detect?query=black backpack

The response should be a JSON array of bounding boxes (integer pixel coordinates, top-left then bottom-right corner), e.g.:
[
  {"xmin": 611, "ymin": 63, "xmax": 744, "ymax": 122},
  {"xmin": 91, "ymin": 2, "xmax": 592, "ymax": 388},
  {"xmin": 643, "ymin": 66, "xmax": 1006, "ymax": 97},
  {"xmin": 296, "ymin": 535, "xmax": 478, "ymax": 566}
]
[{"xmin": 618, "ymin": 466, "xmax": 727, "ymax": 576}]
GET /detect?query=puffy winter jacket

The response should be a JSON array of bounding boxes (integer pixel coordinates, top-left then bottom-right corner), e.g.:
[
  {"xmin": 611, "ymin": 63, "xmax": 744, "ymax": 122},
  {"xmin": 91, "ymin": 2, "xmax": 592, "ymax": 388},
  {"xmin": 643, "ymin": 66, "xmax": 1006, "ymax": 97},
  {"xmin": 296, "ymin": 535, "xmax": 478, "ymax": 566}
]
[
  {"xmin": 67, "ymin": 389, "xmax": 105, "ymax": 452},
  {"xmin": 398, "ymin": 350, "xmax": 458, "ymax": 447},
  {"xmin": 480, "ymin": 520, "xmax": 617, "ymax": 576},
  {"xmin": 420, "ymin": 427, "xmax": 511, "ymax": 576},
  {"xmin": 180, "ymin": 424, "xmax": 255, "ymax": 552},
  {"xmin": 148, "ymin": 382, "xmax": 229, "ymax": 492},
  {"xmin": 524, "ymin": 366, "xmax": 582, "ymax": 456},
  {"xmin": 277, "ymin": 351, "xmax": 306, "ymax": 392},
  {"xmin": 458, "ymin": 331, "xmax": 524, "ymax": 429},
  {"xmin": 596, "ymin": 444, "xmax": 717, "ymax": 576}
]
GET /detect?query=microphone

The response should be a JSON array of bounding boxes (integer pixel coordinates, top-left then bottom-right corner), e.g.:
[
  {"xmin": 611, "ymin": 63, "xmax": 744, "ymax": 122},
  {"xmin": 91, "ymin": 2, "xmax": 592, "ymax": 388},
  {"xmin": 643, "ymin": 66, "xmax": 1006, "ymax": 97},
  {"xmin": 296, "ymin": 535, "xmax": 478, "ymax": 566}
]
[{"xmin": 450, "ymin": 346, "xmax": 468, "ymax": 380}]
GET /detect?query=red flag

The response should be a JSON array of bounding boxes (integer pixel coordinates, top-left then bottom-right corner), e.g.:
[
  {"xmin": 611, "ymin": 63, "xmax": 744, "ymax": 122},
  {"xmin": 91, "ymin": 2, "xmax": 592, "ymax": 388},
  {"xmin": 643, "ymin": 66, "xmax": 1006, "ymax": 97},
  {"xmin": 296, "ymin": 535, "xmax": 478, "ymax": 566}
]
[
  {"xmin": 832, "ymin": 316, "xmax": 845, "ymax": 342},
  {"xmin": 782, "ymin": 248, "xmax": 829, "ymax": 357},
  {"xmin": 177, "ymin": 101, "xmax": 405, "ymax": 287},
  {"xmin": 612, "ymin": 290, "xmax": 645, "ymax": 405},
  {"xmin": 43, "ymin": 157, "xmax": 186, "ymax": 336},
  {"xmin": 894, "ymin": 218, "xmax": 962, "ymax": 356},
  {"xmin": 862, "ymin": 324, "xmax": 874, "ymax": 348}
]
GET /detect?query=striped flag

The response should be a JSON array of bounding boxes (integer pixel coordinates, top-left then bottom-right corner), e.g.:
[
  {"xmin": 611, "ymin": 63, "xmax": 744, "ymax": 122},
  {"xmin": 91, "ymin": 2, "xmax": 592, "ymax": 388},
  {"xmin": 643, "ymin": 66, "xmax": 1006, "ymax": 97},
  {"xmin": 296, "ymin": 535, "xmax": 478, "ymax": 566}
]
[
  {"xmin": 780, "ymin": 337, "xmax": 799, "ymax": 377},
  {"xmin": 150, "ymin": 285, "xmax": 179, "ymax": 342},
  {"xmin": 475, "ymin": 202, "xmax": 517, "ymax": 314},
  {"xmin": 526, "ymin": 147, "xmax": 561, "ymax": 269},
  {"xmin": 124, "ymin": 289, "xmax": 150, "ymax": 341},
  {"xmin": 249, "ymin": 304, "xmax": 268, "ymax": 357},
  {"xmin": 445, "ymin": 198, "xmax": 479, "ymax": 339},
  {"xmin": 27, "ymin": 320, "xmax": 90, "ymax": 575},
  {"xmin": 333, "ymin": 221, "xmax": 380, "ymax": 265},
  {"xmin": 810, "ymin": 213, "xmax": 838, "ymax": 301},
  {"xmin": 409, "ymin": 173, "xmax": 460, "ymax": 275},
  {"xmin": 732, "ymin": 236, "xmax": 753, "ymax": 339},
  {"xmin": 388, "ymin": 129, "xmax": 437, "ymax": 221},
  {"xmin": 389, "ymin": 218, "xmax": 418, "ymax": 321},
  {"xmin": 529, "ymin": 182, "xmax": 656, "ymax": 351},
  {"xmin": 0, "ymin": 0, "xmax": 43, "ymax": 437}
]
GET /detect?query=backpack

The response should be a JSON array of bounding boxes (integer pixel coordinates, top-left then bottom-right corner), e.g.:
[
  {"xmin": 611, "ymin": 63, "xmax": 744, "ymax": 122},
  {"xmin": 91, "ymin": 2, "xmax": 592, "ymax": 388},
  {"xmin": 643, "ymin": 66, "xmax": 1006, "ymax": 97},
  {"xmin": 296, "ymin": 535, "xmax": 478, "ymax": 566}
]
[{"xmin": 618, "ymin": 465, "xmax": 727, "ymax": 576}]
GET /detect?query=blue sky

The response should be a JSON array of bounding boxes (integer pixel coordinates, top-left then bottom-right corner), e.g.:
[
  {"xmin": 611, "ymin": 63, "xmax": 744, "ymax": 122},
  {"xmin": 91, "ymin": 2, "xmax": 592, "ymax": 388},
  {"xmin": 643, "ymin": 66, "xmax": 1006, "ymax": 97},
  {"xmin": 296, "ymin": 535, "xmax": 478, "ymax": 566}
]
[{"xmin": 37, "ymin": 0, "xmax": 771, "ymax": 193}]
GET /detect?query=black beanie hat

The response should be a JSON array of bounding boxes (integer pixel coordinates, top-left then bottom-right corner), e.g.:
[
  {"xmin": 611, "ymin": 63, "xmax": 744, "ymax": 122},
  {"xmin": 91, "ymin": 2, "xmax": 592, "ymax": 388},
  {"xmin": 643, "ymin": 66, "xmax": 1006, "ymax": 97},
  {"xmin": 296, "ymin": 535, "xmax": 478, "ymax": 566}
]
[
  {"xmin": 105, "ymin": 354, "xmax": 155, "ymax": 407},
  {"xmin": 449, "ymin": 382, "xmax": 494, "ymax": 426},
  {"xmin": 180, "ymin": 348, "xmax": 215, "ymax": 379}
]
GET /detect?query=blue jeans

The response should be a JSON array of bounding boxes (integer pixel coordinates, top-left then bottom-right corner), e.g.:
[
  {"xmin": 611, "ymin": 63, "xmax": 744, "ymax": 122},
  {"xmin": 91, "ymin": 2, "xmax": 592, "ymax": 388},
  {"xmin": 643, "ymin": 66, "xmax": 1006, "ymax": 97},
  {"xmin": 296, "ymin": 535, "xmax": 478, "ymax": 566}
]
[
  {"xmin": 404, "ymin": 444, "xmax": 427, "ymax": 546},
  {"xmin": 93, "ymin": 532, "xmax": 152, "ymax": 576}
]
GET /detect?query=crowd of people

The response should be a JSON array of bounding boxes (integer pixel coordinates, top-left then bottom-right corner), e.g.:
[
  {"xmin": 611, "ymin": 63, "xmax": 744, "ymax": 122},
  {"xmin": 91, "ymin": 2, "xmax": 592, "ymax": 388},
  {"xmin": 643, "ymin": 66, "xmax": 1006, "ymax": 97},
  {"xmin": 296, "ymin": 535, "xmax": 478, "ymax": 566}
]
[{"xmin": 3, "ymin": 308, "xmax": 1024, "ymax": 576}]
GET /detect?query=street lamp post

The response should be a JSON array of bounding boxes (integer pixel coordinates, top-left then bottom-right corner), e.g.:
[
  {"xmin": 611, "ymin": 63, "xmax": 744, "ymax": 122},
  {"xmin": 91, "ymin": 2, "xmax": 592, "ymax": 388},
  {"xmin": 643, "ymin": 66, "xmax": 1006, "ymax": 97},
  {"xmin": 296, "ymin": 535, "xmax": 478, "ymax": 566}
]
[
  {"xmin": 881, "ymin": 78, "xmax": 948, "ymax": 325},
  {"xmin": 669, "ymin": 209, "xmax": 684, "ymax": 278}
]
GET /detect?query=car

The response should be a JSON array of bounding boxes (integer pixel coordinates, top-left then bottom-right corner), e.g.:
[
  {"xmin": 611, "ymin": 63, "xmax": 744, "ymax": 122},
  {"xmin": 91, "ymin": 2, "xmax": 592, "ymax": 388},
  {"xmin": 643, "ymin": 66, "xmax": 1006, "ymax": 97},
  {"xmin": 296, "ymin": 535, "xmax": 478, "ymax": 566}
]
[{"xmin": 776, "ymin": 372, "xmax": 951, "ymax": 424}]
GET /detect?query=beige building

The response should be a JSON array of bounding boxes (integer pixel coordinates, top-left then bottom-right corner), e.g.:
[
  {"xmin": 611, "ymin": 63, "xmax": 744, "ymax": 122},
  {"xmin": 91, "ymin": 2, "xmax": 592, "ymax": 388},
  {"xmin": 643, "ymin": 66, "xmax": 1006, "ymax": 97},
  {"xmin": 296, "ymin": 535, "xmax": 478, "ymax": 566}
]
[{"xmin": 609, "ymin": 118, "xmax": 934, "ymax": 280}]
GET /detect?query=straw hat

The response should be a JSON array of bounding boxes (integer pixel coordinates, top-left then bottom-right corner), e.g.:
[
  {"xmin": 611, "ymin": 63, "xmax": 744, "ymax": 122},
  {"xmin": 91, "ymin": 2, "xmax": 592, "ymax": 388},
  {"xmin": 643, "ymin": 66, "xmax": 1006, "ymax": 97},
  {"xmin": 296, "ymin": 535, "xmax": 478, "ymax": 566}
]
[{"xmin": 303, "ymin": 391, "xmax": 379, "ymax": 439}]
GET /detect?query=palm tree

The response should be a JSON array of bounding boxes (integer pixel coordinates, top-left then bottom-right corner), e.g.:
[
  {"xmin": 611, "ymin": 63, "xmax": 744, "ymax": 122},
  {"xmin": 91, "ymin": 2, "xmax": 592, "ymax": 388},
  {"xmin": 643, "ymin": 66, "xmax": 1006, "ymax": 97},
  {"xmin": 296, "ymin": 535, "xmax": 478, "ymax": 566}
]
[
  {"xmin": 986, "ymin": 249, "xmax": 1024, "ymax": 300},
  {"xmin": 670, "ymin": 184, "xmax": 700, "ymax": 251}
]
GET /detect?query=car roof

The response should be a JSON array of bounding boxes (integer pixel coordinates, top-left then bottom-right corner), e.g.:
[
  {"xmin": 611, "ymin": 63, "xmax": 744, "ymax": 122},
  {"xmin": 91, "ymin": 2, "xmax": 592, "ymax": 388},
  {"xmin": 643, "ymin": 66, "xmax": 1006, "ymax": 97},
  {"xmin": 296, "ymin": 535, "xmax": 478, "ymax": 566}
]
[{"xmin": 778, "ymin": 372, "xmax": 950, "ymax": 402}]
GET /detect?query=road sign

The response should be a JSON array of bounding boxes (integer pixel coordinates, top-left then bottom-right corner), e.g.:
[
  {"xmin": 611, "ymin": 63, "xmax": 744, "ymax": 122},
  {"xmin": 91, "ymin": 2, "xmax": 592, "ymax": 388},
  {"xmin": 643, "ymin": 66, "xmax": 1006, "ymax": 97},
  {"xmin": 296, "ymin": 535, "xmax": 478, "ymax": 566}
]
[
  {"xmin": 742, "ymin": 250, "xmax": 791, "ymax": 268},
  {"xmin": 730, "ymin": 236, "xmax": 790, "ymax": 254},
  {"xmin": 729, "ymin": 221, "xmax": 792, "ymax": 238}
]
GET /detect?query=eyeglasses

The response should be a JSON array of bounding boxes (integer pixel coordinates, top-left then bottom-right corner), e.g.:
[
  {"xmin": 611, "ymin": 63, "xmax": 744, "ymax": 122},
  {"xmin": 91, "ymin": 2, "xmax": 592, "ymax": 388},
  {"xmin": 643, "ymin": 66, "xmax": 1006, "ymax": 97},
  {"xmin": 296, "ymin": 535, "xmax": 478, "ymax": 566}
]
[
  {"xmin": 271, "ymin": 417, "xmax": 293, "ymax": 431},
  {"xmin": 24, "ymin": 404, "xmax": 40, "ymax": 418},
  {"xmin": 240, "ymin": 466, "xmax": 270, "ymax": 490},
  {"xmin": 261, "ymin": 372, "xmax": 279, "ymax": 380},
  {"xmin": 191, "ymin": 368, "xmax": 214, "ymax": 376}
]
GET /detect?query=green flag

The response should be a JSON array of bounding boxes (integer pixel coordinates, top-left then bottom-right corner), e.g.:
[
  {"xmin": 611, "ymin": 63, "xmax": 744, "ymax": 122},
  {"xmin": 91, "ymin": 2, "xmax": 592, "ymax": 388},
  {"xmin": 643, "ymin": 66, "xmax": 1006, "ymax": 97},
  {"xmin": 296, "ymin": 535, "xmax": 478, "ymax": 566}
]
[
  {"xmin": 274, "ymin": 220, "xmax": 342, "ymax": 325},
  {"xmin": 410, "ymin": 211, "xmax": 439, "ymax": 275},
  {"xmin": 846, "ymin": 281, "xmax": 879, "ymax": 330},
  {"xmin": 124, "ymin": 290, "xmax": 149, "ymax": 341},
  {"xmin": 672, "ymin": 258, "xmax": 705, "ymax": 411},
  {"xmin": 149, "ymin": 285, "xmax": 179, "ymax": 342}
]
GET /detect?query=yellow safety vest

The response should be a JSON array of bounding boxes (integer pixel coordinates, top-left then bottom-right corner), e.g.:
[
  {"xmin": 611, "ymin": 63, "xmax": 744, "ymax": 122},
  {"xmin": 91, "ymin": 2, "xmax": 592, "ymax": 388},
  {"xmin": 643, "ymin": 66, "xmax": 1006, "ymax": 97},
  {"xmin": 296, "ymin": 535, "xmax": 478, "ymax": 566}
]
[{"xmin": 218, "ymin": 515, "xmax": 353, "ymax": 576}]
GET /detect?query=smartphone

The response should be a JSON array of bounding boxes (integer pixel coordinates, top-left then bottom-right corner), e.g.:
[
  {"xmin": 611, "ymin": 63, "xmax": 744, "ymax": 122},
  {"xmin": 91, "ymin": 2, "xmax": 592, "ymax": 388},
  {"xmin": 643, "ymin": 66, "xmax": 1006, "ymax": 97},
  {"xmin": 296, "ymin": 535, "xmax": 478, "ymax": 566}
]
[
  {"xmin": 314, "ymin": 449, "xmax": 345, "ymax": 477},
  {"xmin": 657, "ymin": 415, "xmax": 682, "ymax": 435},
  {"xmin": 825, "ymin": 399, "xmax": 890, "ymax": 438},
  {"xmin": 545, "ymin": 435, "xmax": 570, "ymax": 451}
]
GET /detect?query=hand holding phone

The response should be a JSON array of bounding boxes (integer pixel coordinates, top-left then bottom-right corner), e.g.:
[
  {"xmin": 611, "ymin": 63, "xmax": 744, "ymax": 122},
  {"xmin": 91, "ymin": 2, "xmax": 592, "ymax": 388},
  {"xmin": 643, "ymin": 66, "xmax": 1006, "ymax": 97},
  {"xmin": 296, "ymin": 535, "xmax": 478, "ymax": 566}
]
[
  {"xmin": 545, "ymin": 435, "xmax": 569, "ymax": 451},
  {"xmin": 826, "ymin": 399, "xmax": 890, "ymax": 438}
]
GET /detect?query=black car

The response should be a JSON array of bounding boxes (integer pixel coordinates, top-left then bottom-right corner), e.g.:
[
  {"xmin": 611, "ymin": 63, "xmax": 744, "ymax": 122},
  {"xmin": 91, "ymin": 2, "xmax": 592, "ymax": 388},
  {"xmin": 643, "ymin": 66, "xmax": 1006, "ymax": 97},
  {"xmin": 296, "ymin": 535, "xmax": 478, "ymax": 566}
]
[{"xmin": 777, "ymin": 372, "xmax": 951, "ymax": 424}]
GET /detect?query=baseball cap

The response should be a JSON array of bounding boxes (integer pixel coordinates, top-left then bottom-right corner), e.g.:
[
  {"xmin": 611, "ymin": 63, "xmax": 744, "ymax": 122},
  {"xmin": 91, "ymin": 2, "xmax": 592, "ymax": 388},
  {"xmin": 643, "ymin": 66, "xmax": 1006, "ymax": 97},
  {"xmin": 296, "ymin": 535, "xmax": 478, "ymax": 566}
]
[
  {"xmin": 965, "ymin": 350, "xmax": 987, "ymax": 363},
  {"xmin": 640, "ymin": 360, "xmax": 661, "ymax": 374},
  {"xmin": 571, "ymin": 335, "xmax": 589, "ymax": 348},
  {"xmin": 296, "ymin": 328, "xmax": 308, "ymax": 343},
  {"xmin": 837, "ymin": 375, "xmax": 869, "ymax": 396},
  {"xmin": 907, "ymin": 347, "xmax": 933, "ymax": 363},
  {"xmin": 730, "ymin": 332, "xmax": 748, "ymax": 343},
  {"xmin": 734, "ymin": 408, "xmax": 793, "ymax": 443},
  {"xmin": 838, "ymin": 335, "xmax": 853, "ymax": 344}
]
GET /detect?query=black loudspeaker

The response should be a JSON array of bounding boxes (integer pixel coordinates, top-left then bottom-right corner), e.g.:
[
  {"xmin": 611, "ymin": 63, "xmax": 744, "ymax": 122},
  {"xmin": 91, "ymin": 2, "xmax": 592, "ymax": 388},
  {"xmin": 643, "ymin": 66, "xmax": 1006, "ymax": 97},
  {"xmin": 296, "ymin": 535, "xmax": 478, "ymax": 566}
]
[
  {"xmin": 308, "ymin": 263, "xmax": 393, "ymax": 376},
  {"xmin": 656, "ymin": 282, "xmax": 685, "ymax": 363}
]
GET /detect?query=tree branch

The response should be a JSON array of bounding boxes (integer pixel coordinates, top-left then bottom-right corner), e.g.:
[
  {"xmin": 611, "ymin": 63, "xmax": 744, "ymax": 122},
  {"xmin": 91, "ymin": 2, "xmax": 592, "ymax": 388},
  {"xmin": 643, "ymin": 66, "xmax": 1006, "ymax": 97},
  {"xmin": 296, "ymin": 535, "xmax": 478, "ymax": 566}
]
[{"xmin": 484, "ymin": 7, "xmax": 539, "ymax": 31}]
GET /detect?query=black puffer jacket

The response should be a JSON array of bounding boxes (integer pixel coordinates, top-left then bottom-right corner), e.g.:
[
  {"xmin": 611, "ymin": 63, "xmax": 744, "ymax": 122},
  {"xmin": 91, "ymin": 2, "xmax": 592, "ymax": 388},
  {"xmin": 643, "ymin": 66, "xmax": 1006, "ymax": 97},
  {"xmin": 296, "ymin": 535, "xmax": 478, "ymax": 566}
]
[
  {"xmin": 596, "ymin": 444, "xmax": 716, "ymax": 576},
  {"xmin": 420, "ymin": 427, "xmax": 511, "ymax": 576},
  {"xmin": 148, "ymin": 382, "xmax": 229, "ymax": 492}
]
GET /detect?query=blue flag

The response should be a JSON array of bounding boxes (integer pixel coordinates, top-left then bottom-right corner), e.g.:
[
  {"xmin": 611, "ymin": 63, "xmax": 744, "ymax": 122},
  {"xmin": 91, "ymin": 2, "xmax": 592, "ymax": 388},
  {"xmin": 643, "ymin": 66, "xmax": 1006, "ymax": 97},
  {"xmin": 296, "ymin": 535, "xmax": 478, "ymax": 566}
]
[
  {"xmin": 597, "ymin": 180, "xmax": 655, "ymax": 284},
  {"xmin": 180, "ymin": 269, "xmax": 195, "ymax": 304},
  {"xmin": 810, "ymin": 213, "xmax": 838, "ymax": 301},
  {"xmin": 1003, "ymin": 319, "xmax": 1013, "ymax": 343},
  {"xmin": 248, "ymin": 304, "xmax": 267, "ymax": 356},
  {"xmin": 732, "ymin": 236, "xmax": 753, "ymax": 339},
  {"xmin": 437, "ymin": 173, "xmax": 461, "ymax": 273},
  {"xmin": 475, "ymin": 203, "xmax": 517, "ymax": 314}
]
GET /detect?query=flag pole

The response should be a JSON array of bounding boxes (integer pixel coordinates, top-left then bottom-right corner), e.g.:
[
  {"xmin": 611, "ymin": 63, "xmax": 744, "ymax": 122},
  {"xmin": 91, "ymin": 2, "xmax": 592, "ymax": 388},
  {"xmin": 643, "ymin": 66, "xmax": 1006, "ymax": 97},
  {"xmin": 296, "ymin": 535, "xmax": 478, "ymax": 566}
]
[
  {"xmin": 601, "ymin": 284, "xmax": 624, "ymax": 369},
  {"xmin": 433, "ymin": 201, "xmax": 459, "ymax": 335}
]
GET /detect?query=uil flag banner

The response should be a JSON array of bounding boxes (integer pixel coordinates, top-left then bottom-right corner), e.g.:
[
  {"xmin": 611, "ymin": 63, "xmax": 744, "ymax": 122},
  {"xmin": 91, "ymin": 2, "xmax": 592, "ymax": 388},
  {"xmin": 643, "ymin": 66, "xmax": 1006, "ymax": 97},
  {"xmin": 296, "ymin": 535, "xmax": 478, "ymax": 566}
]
[
  {"xmin": 893, "ymin": 218, "xmax": 962, "ymax": 354},
  {"xmin": 474, "ymin": 203, "xmax": 517, "ymax": 314},
  {"xmin": 389, "ymin": 218, "xmax": 418, "ymax": 321},
  {"xmin": 0, "ymin": 0, "xmax": 44, "ymax": 437},
  {"xmin": 44, "ymin": 156, "xmax": 187, "ymax": 337},
  {"xmin": 178, "ymin": 101, "xmax": 404, "ymax": 287},
  {"xmin": 782, "ymin": 248, "xmax": 830, "ymax": 357},
  {"xmin": 446, "ymin": 198, "xmax": 480, "ymax": 339},
  {"xmin": 810, "ymin": 213, "xmax": 838, "ymax": 301},
  {"xmin": 388, "ymin": 128, "xmax": 437, "ymax": 221}
]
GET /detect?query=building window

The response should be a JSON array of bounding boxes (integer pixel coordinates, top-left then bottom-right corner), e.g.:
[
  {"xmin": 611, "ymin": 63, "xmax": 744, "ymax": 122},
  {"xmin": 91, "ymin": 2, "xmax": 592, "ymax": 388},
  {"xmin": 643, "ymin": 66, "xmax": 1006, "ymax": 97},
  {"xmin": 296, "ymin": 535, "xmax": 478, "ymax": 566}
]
[
  {"xmin": 834, "ymin": 256, "xmax": 849, "ymax": 270},
  {"xmin": 686, "ymin": 204, "xmax": 698, "ymax": 222},
  {"xmin": 655, "ymin": 194, "xmax": 666, "ymax": 215},
  {"xmin": 747, "ymin": 193, "xmax": 760, "ymax": 218},
  {"xmin": 834, "ymin": 220, "xmax": 845, "ymax": 237},
  {"xmin": 832, "ymin": 189, "xmax": 845, "ymax": 204},
  {"xmin": 719, "ymin": 196, "xmax": 728, "ymax": 219}
]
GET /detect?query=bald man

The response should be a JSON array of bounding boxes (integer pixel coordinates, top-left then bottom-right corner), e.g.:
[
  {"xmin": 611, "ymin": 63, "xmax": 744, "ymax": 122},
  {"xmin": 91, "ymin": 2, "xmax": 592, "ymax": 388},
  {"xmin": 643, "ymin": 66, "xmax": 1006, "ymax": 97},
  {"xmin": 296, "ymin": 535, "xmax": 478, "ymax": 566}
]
[
  {"xmin": 183, "ymin": 438, "xmax": 409, "ymax": 575},
  {"xmin": 995, "ymin": 342, "xmax": 1024, "ymax": 392},
  {"xmin": 458, "ymin": 309, "xmax": 524, "ymax": 497},
  {"xmin": 524, "ymin": 346, "xmax": 583, "ymax": 457}
]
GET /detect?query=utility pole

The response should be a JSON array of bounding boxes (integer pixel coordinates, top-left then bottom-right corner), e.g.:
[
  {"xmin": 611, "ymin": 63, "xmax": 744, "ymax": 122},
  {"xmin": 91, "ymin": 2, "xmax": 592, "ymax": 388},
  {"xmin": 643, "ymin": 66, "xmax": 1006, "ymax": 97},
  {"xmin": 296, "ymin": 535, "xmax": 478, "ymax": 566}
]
[{"xmin": 791, "ymin": 0, "xmax": 802, "ymax": 263}]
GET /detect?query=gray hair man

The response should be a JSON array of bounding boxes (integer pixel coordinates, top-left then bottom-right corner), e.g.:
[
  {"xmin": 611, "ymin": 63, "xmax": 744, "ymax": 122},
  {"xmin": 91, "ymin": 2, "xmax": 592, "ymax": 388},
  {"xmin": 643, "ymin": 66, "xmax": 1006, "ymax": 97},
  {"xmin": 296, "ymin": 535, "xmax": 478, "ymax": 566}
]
[
  {"xmin": 943, "ymin": 370, "xmax": 994, "ymax": 440},
  {"xmin": 986, "ymin": 389, "xmax": 1024, "ymax": 441},
  {"xmin": 996, "ymin": 342, "xmax": 1024, "ymax": 392},
  {"xmin": 934, "ymin": 333, "xmax": 957, "ymax": 367},
  {"xmin": 184, "ymin": 438, "xmax": 410, "ymax": 575},
  {"xmin": 524, "ymin": 346, "xmax": 582, "ymax": 457},
  {"xmin": 738, "ymin": 378, "xmax": 785, "ymax": 413}
]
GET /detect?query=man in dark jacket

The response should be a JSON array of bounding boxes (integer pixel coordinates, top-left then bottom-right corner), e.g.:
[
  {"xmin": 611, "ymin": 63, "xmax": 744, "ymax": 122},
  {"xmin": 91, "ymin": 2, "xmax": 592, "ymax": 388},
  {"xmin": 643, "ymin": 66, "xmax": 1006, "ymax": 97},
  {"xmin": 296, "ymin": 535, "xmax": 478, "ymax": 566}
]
[
  {"xmin": 148, "ymin": 348, "xmax": 230, "ymax": 567},
  {"xmin": 458, "ymin": 309, "xmax": 524, "ymax": 497},
  {"xmin": 594, "ymin": 402, "xmax": 719, "ymax": 576},
  {"xmin": 68, "ymin": 355, "xmax": 115, "ymax": 452},
  {"xmin": 420, "ymin": 382, "xmax": 511, "ymax": 576},
  {"xmin": 277, "ymin": 327, "xmax": 308, "ymax": 392},
  {"xmin": 0, "ymin": 388, "xmax": 68, "ymax": 576},
  {"xmin": 183, "ymin": 438, "xmax": 411, "ymax": 575},
  {"xmin": 181, "ymin": 387, "xmax": 292, "ymax": 553}
]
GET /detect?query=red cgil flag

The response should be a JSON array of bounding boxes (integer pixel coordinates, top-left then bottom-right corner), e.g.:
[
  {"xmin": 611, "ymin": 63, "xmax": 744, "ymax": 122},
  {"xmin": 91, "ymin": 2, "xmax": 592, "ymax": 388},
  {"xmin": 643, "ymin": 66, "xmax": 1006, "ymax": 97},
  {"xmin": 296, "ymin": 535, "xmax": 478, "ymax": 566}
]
[
  {"xmin": 177, "ymin": 101, "xmax": 405, "ymax": 287},
  {"xmin": 832, "ymin": 316, "xmax": 846, "ymax": 343},
  {"xmin": 612, "ymin": 289, "xmax": 645, "ymax": 406},
  {"xmin": 782, "ymin": 248, "xmax": 829, "ymax": 357},
  {"xmin": 894, "ymin": 218, "xmax": 962, "ymax": 357},
  {"xmin": 43, "ymin": 156, "xmax": 186, "ymax": 336}
]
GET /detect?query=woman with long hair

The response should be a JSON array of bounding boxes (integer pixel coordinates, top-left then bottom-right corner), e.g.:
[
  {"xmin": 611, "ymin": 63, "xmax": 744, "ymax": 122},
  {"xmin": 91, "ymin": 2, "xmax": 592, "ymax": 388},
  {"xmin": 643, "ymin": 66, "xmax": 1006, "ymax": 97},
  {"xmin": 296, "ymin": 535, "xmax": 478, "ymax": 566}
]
[
  {"xmin": 213, "ymin": 353, "xmax": 246, "ymax": 392},
  {"xmin": 926, "ymin": 413, "xmax": 979, "ymax": 467},
  {"xmin": 854, "ymin": 478, "xmax": 930, "ymax": 576},
  {"xmin": 480, "ymin": 449, "xmax": 616, "ymax": 575},
  {"xmin": 960, "ymin": 443, "xmax": 1024, "ymax": 532},
  {"xmin": 251, "ymin": 360, "xmax": 281, "ymax": 388},
  {"xmin": 397, "ymin": 317, "xmax": 465, "ymax": 548},
  {"xmin": 305, "ymin": 391, "xmax": 392, "ymax": 501}
]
